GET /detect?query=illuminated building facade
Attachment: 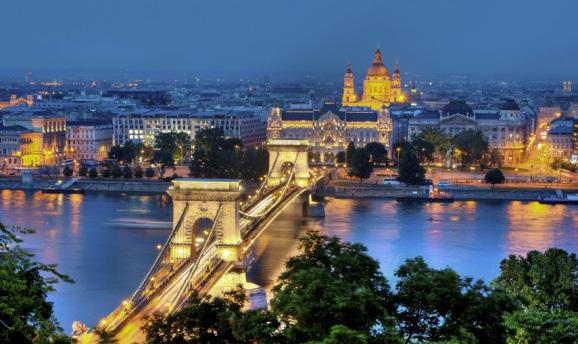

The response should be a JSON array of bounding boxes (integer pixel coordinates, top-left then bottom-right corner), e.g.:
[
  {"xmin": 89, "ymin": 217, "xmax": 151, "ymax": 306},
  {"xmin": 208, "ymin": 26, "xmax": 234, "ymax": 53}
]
[
  {"xmin": 113, "ymin": 110, "xmax": 265, "ymax": 147},
  {"xmin": 408, "ymin": 100, "xmax": 529, "ymax": 165},
  {"xmin": 3, "ymin": 110, "xmax": 66, "ymax": 167},
  {"xmin": 267, "ymin": 99, "xmax": 392, "ymax": 162},
  {"xmin": 66, "ymin": 120, "xmax": 113, "ymax": 161},
  {"xmin": 0, "ymin": 95, "xmax": 33, "ymax": 110},
  {"xmin": 0, "ymin": 125, "xmax": 28, "ymax": 169},
  {"xmin": 546, "ymin": 116, "xmax": 575, "ymax": 159},
  {"xmin": 341, "ymin": 49, "xmax": 405, "ymax": 110}
]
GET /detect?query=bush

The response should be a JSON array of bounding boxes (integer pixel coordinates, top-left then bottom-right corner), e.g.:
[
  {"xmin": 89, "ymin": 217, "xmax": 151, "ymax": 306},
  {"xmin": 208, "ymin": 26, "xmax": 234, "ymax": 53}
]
[
  {"xmin": 63, "ymin": 165, "xmax": 73, "ymax": 177},
  {"xmin": 123, "ymin": 165, "xmax": 133, "ymax": 179},
  {"xmin": 111, "ymin": 165, "xmax": 123, "ymax": 178},
  {"xmin": 145, "ymin": 167, "xmax": 155, "ymax": 178},
  {"xmin": 88, "ymin": 168, "xmax": 98, "ymax": 179},
  {"xmin": 101, "ymin": 168, "xmax": 111, "ymax": 178},
  {"xmin": 484, "ymin": 168, "xmax": 505, "ymax": 185},
  {"xmin": 78, "ymin": 166, "xmax": 88, "ymax": 177},
  {"xmin": 134, "ymin": 165, "xmax": 144, "ymax": 179}
]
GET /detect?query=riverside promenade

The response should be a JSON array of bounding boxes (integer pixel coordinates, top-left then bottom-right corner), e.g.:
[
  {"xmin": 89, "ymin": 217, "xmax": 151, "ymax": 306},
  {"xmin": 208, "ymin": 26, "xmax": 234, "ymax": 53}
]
[{"xmin": 323, "ymin": 180, "xmax": 578, "ymax": 201}]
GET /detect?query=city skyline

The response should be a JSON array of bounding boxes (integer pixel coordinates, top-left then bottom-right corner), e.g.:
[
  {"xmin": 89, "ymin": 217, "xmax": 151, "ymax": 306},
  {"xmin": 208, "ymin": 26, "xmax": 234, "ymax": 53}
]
[{"xmin": 2, "ymin": 0, "xmax": 578, "ymax": 78}]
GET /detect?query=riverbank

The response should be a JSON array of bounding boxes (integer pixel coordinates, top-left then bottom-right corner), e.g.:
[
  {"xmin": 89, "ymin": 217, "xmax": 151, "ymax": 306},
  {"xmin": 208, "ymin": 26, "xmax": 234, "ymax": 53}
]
[
  {"xmin": 0, "ymin": 177, "xmax": 262, "ymax": 195},
  {"xmin": 322, "ymin": 180, "xmax": 578, "ymax": 201},
  {"xmin": 0, "ymin": 177, "xmax": 172, "ymax": 194}
]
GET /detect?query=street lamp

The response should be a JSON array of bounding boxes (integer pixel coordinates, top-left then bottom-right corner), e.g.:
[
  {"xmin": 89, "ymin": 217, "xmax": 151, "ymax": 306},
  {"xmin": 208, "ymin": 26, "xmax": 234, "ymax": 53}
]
[{"xmin": 396, "ymin": 147, "xmax": 401, "ymax": 165}]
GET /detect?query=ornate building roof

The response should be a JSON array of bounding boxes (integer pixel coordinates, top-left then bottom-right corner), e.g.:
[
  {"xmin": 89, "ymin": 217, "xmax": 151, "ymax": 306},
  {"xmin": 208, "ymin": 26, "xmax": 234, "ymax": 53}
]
[
  {"xmin": 366, "ymin": 49, "xmax": 389, "ymax": 77},
  {"xmin": 442, "ymin": 100, "xmax": 473, "ymax": 115},
  {"xmin": 281, "ymin": 100, "xmax": 378, "ymax": 122}
]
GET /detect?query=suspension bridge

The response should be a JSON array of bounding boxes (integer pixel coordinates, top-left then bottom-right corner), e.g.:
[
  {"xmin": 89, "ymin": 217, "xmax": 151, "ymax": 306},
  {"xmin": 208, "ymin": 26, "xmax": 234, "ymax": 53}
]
[{"xmin": 78, "ymin": 139, "xmax": 328, "ymax": 343}]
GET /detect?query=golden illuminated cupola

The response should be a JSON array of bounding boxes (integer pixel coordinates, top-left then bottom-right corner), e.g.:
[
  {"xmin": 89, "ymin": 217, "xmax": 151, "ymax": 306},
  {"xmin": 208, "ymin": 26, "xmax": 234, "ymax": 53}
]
[
  {"xmin": 361, "ymin": 48, "xmax": 392, "ymax": 110},
  {"xmin": 341, "ymin": 63, "xmax": 357, "ymax": 106}
]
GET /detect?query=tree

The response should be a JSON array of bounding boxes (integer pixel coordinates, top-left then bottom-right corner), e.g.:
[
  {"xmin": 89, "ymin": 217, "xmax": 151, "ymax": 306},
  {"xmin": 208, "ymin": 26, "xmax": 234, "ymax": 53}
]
[
  {"xmin": 189, "ymin": 128, "xmax": 253, "ymax": 179},
  {"xmin": 271, "ymin": 231, "xmax": 391, "ymax": 343},
  {"xmin": 397, "ymin": 143, "xmax": 425, "ymax": 185},
  {"xmin": 152, "ymin": 150, "xmax": 174, "ymax": 177},
  {"xmin": 411, "ymin": 135, "xmax": 435, "ymax": 163},
  {"xmin": 122, "ymin": 165, "xmax": 133, "ymax": 179},
  {"xmin": 452, "ymin": 129, "xmax": 489, "ymax": 168},
  {"xmin": 240, "ymin": 147, "xmax": 269, "ymax": 180},
  {"xmin": 365, "ymin": 142, "xmax": 388, "ymax": 165},
  {"xmin": 493, "ymin": 248, "xmax": 578, "ymax": 343},
  {"xmin": 134, "ymin": 165, "xmax": 144, "ymax": 179},
  {"xmin": 155, "ymin": 132, "xmax": 191, "ymax": 164},
  {"xmin": 144, "ymin": 167, "xmax": 156, "ymax": 178},
  {"xmin": 0, "ymin": 223, "xmax": 73, "ymax": 343},
  {"xmin": 551, "ymin": 157, "xmax": 577, "ymax": 172},
  {"xmin": 484, "ymin": 168, "xmax": 505, "ymax": 185},
  {"xmin": 78, "ymin": 166, "xmax": 88, "ymax": 177},
  {"xmin": 348, "ymin": 148, "xmax": 373, "ymax": 181},
  {"xmin": 63, "ymin": 165, "xmax": 73, "ymax": 177},
  {"xmin": 336, "ymin": 151, "xmax": 346, "ymax": 164},
  {"xmin": 346, "ymin": 142, "xmax": 356, "ymax": 165},
  {"xmin": 307, "ymin": 325, "xmax": 368, "ymax": 344},
  {"xmin": 88, "ymin": 167, "xmax": 98, "ymax": 179},
  {"xmin": 143, "ymin": 289, "xmax": 282, "ymax": 344},
  {"xmin": 111, "ymin": 165, "xmax": 122, "ymax": 178},
  {"xmin": 394, "ymin": 257, "xmax": 511, "ymax": 343},
  {"xmin": 417, "ymin": 128, "xmax": 451, "ymax": 158},
  {"xmin": 101, "ymin": 168, "xmax": 111, "ymax": 178}
]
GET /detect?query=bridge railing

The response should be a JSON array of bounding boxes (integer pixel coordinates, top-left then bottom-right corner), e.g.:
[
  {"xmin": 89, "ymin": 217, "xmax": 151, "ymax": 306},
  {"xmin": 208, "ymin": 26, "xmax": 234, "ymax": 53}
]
[
  {"xmin": 128, "ymin": 202, "xmax": 190, "ymax": 306},
  {"xmin": 169, "ymin": 203, "xmax": 224, "ymax": 310}
]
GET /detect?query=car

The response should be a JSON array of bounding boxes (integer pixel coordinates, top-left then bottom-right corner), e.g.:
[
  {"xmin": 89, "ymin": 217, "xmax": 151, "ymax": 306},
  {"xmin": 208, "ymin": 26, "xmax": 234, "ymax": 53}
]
[
  {"xmin": 383, "ymin": 178, "xmax": 401, "ymax": 186},
  {"xmin": 417, "ymin": 179, "xmax": 433, "ymax": 186},
  {"xmin": 437, "ymin": 180, "xmax": 452, "ymax": 187}
]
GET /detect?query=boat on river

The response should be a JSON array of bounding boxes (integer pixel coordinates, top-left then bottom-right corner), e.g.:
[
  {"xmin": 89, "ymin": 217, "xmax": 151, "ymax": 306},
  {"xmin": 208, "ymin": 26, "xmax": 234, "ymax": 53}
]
[{"xmin": 539, "ymin": 191, "xmax": 578, "ymax": 205}]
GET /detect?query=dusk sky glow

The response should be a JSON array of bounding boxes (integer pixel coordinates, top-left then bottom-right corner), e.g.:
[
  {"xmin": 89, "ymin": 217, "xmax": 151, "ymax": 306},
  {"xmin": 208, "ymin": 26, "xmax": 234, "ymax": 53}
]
[{"xmin": 2, "ymin": 0, "xmax": 578, "ymax": 77}]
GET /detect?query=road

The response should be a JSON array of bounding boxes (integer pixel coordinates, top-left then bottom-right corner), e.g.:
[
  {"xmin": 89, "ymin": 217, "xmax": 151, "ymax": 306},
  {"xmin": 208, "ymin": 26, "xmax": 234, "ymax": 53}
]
[{"xmin": 79, "ymin": 189, "xmax": 280, "ymax": 343}]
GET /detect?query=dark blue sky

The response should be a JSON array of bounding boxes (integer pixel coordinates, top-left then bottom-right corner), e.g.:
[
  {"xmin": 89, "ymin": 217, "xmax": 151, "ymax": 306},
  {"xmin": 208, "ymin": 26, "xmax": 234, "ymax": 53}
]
[{"xmin": 2, "ymin": 0, "xmax": 578, "ymax": 77}]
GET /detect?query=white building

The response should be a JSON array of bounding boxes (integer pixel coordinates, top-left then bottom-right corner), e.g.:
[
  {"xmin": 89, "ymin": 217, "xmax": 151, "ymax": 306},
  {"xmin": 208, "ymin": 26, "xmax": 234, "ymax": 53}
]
[
  {"xmin": 112, "ymin": 110, "xmax": 265, "ymax": 147},
  {"xmin": 66, "ymin": 120, "xmax": 113, "ymax": 161}
]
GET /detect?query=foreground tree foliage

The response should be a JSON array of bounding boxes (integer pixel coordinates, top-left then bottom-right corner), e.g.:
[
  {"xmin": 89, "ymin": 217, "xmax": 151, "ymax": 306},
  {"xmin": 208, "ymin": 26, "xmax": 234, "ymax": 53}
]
[
  {"xmin": 271, "ymin": 232, "xmax": 393, "ymax": 343},
  {"xmin": 143, "ymin": 290, "xmax": 282, "ymax": 344},
  {"xmin": 143, "ymin": 232, "xmax": 578, "ymax": 344},
  {"xmin": 394, "ymin": 257, "xmax": 513, "ymax": 343},
  {"xmin": 0, "ymin": 223, "xmax": 72, "ymax": 343},
  {"xmin": 494, "ymin": 248, "xmax": 578, "ymax": 343}
]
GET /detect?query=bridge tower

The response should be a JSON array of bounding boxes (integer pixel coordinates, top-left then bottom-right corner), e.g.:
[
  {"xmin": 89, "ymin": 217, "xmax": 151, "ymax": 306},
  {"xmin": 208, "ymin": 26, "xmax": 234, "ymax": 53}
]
[
  {"xmin": 267, "ymin": 139, "xmax": 310, "ymax": 188},
  {"xmin": 168, "ymin": 179, "xmax": 242, "ymax": 263}
]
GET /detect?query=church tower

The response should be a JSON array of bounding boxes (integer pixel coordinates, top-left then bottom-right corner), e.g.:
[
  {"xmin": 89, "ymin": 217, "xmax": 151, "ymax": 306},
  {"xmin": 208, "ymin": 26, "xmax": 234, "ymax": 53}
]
[
  {"xmin": 341, "ymin": 63, "xmax": 356, "ymax": 106},
  {"xmin": 392, "ymin": 61, "xmax": 404, "ymax": 102}
]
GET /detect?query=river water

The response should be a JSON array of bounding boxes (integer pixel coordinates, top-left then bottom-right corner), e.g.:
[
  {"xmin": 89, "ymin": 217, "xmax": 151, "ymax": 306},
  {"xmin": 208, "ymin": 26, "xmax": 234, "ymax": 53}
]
[{"xmin": 0, "ymin": 189, "xmax": 577, "ymax": 331}]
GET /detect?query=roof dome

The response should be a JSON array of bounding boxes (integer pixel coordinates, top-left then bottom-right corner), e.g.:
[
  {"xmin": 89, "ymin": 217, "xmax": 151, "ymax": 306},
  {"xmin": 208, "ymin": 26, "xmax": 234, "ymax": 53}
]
[
  {"xmin": 500, "ymin": 99, "xmax": 520, "ymax": 111},
  {"xmin": 366, "ymin": 49, "xmax": 389, "ymax": 77},
  {"xmin": 442, "ymin": 100, "xmax": 473, "ymax": 115}
]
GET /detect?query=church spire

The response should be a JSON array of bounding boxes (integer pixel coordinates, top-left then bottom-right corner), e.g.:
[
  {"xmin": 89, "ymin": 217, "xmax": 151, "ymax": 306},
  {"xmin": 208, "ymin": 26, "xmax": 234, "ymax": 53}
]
[{"xmin": 342, "ymin": 62, "xmax": 356, "ymax": 105}]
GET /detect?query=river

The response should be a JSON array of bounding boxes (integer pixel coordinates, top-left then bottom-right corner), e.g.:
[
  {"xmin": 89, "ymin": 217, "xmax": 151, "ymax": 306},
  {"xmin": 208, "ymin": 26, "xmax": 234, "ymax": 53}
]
[{"xmin": 0, "ymin": 189, "xmax": 577, "ymax": 331}]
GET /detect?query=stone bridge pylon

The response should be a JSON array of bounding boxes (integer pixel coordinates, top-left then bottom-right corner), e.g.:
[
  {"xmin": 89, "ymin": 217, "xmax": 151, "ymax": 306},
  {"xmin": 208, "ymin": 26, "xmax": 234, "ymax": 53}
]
[{"xmin": 266, "ymin": 139, "xmax": 310, "ymax": 188}]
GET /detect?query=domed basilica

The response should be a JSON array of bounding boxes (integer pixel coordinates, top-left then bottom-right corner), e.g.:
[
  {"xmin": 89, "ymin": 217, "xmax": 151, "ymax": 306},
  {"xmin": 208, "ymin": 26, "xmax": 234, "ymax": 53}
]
[{"xmin": 342, "ymin": 49, "xmax": 405, "ymax": 110}]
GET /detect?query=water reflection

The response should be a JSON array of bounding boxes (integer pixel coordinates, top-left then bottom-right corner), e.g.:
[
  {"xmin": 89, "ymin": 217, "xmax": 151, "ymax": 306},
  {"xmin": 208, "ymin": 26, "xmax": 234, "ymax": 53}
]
[
  {"xmin": 0, "ymin": 192, "xmax": 576, "ymax": 331},
  {"xmin": 506, "ymin": 201, "xmax": 569, "ymax": 255}
]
